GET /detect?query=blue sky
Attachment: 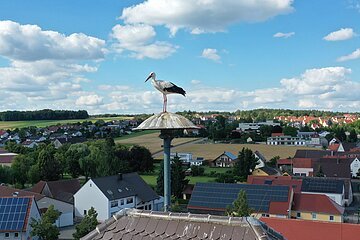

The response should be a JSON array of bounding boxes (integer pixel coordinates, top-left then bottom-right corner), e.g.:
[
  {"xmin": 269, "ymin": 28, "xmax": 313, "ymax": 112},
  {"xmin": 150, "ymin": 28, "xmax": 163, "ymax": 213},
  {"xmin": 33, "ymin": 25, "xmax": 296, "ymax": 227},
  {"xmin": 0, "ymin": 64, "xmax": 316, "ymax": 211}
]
[{"xmin": 0, "ymin": 0, "xmax": 359, "ymax": 114}]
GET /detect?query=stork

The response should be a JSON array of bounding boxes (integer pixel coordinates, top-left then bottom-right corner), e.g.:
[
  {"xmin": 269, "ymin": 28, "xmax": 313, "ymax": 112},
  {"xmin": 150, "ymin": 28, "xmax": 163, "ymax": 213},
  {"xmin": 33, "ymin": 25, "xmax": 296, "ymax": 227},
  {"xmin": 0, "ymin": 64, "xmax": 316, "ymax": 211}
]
[{"xmin": 145, "ymin": 72, "xmax": 186, "ymax": 112}]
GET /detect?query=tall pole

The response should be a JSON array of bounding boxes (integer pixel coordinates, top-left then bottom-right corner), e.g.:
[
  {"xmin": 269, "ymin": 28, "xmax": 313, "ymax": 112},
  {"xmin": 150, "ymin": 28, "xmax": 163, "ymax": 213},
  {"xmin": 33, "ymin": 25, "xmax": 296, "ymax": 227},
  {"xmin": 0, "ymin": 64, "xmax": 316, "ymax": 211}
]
[{"xmin": 161, "ymin": 130, "xmax": 174, "ymax": 212}]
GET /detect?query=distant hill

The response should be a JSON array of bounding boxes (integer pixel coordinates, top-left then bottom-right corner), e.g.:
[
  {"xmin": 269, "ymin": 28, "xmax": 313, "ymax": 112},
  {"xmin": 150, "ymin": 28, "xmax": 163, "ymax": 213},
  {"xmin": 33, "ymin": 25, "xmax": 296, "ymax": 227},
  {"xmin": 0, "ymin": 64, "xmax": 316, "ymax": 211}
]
[{"xmin": 0, "ymin": 109, "xmax": 89, "ymax": 121}]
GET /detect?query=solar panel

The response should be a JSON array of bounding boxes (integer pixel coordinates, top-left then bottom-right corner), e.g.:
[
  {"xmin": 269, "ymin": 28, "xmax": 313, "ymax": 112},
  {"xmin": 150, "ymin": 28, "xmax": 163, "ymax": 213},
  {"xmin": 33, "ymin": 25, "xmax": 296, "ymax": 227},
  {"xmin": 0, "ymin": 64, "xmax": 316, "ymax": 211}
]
[
  {"xmin": 0, "ymin": 197, "xmax": 30, "ymax": 231},
  {"xmin": 189, "ymin": 183, "xmax": 289, "ymax": 213}
]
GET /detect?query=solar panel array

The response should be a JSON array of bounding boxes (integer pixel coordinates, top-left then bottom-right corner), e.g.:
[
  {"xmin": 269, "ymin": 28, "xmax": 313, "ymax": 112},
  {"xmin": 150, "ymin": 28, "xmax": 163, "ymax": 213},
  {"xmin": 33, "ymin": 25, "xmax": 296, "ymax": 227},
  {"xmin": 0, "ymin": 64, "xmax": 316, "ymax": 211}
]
[
  {"xmin": 188, "ymin": 182, "xmax": 289, "ymax": 212},
  {"xmin": 301, "ymin": 178, "xmax": 343, "ymax": 194},
  {"xmin": 0, "ymin": 197, "xmax": 30, "ymax": 231}
]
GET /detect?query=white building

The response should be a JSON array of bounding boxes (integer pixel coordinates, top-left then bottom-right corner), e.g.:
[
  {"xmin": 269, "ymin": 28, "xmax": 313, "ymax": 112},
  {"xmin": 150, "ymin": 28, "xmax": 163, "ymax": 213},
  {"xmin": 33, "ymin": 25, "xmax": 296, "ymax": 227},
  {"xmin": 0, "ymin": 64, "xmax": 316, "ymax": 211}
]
[
  {"xmin": 350, "ymin": 157, "xmax": 360, "ymax": 177},
  {"xmin": 37, "ymin": 197, "xmax": 74, "ymax": 227},
  {"xmin": 267, "ymin": 135, "xmax": 306, "ymax": 146},
  {"xmin": 237, "ymin": 121, "xmax": 280, "ymax": 132},
  {"xmin": 171, "ymin": 153, "xmax": 204, "ymax": 166},
  {"xmin": 0, "ymin": 196, "xmax": 41, "ymax": 240},
  {"xmin": 74, "ymin": 173, "xmax": 161, "ymax": 221}
]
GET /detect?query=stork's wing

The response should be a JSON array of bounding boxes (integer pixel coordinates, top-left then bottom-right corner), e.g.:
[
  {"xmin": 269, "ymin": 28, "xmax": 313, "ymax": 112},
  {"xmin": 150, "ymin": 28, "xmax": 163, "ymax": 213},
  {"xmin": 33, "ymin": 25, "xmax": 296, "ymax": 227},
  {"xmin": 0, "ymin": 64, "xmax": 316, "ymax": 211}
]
[
  {"xmin": 164, "ymin": 82, "xmax": 186, "ymax": 96},
  {"xmin": 159, "ymin": 81, "xmax": 175, "ymax": 89}
]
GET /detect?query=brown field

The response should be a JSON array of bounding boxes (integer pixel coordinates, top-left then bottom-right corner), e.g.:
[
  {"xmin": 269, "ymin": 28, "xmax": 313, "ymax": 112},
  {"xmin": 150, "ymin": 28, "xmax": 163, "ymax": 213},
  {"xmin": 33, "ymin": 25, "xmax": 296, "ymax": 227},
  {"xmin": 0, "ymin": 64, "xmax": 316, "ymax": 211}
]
[
  {"xmin": 115, "ymin": 132, "xmax": 200, "ymax": 154},
  {"xmin": 171, "ymin": 143, "xmax": 317, "ymax": 160}
]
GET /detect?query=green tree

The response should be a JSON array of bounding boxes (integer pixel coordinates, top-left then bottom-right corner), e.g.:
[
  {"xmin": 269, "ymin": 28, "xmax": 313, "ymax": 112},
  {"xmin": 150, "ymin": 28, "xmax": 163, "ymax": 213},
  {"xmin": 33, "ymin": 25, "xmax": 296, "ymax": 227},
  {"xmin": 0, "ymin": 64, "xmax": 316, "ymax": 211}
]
[
  {"xmin": 267, "ymin": 156, "xmax": 280, "ymax": 168},
  {"xmin": 38, "ymin": 144, "xmax": 61, "ymax": 181},
  {"xmin": 66, "ymin": 143, "xmax": 91, "ymax": 179},
  {"xmin": 0, "ymin": 165, "xmax": 13, "ymax": 184},
  {"xmin": 11, "ymin": 155, "xmax": 33, "ymax": 187},
  {"xmin": 129, "ymin": 145, "xmax": 154, "ymax": 173},
  {"xmin": 348, "ymin": 129, "xmax": 358, "ymax": 143},
  {"xmin": 283, "ymin": 126, "xmax": 297, "ymax": 137},
  {"xmin": 73, "ymin": 207, "xmax": 98, "ymax": 240},
  {"xmin": 233, "ymin": 148, "xmax": 258, "ymax": 181},
  {"xmin": 171, "ymin": 155, "xmax": 189, "ymax": 198},
  {"xmin": 156, "ymin": 161, "xmax": 165, "ymax": 195},
  {"xmin": 30, "ymin": 205, "xmax": 60, "ymax": 240},
  {"xmin": 226, "ymin": 190, "xmax": 252, "ymax": 217},
  {"xmin": 28, "ymin": 164, "xmax": 41, "ymax": 184},
  {"xmin": 190, "ymin": 165, "xmax": 205, "ymax": 176}
]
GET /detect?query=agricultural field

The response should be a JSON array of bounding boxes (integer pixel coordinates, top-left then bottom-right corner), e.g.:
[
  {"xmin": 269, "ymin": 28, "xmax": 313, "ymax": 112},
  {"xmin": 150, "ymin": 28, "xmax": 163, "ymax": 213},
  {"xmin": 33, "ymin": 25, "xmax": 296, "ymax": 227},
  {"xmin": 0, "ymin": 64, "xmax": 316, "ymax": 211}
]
[
  {"xmin": 116, "ymin": 132, "xmax": 200, "ymax": 154},
  {"xmin": 0, "ymin": 116, "xmax": 133, "ymax": 129},
  {"xmin": 171, "ymin": 143, "xmax": 316, "ymax": 160}
]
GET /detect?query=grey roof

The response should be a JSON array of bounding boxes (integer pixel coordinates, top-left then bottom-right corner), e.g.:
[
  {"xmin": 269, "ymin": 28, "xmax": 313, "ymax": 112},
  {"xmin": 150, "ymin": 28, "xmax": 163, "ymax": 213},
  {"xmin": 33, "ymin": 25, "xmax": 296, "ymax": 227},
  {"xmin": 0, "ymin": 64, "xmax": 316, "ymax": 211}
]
[
  {"xmin": 258, "ymin": 166, "xmax": 280, "ymax": 176},
  {"xmin": 294, "ymin": 150, "xmax": 331, "ymax": 158},
  {"xmin": 188, "ymin": 182, "xmax": 289, "ymax": 214},
  {"xmin": 301, "ymin": 177, "xmax": 344, "ymax": 194},
  {"xmin": 81, "ymin": 209, "xmax": 285, "ymax": 240},
  {"xmin": 255, "ymin": 150, "xmax": 267, "ymax": 162},
  {"xmin": 92, "ymin": 173, "xmax": 159, "ymax": 202},
  {"xmin": 134, "ymin": 112, "xmax": 198, "ymax": 130}
]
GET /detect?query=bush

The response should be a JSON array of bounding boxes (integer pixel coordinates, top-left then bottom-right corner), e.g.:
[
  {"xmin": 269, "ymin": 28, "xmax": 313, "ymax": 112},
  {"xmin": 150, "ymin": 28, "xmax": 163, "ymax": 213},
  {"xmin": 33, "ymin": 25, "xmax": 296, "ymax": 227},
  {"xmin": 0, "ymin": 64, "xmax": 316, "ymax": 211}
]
[{"xmin": 191, "ymin": 165, "xmax": 205, "ymax": 176}]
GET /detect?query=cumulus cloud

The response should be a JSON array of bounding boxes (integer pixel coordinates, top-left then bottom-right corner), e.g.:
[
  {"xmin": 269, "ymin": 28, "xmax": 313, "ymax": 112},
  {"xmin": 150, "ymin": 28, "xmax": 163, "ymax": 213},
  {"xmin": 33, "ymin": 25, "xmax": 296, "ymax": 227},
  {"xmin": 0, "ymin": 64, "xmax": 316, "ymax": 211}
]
[
  {"xmin": 120, "ymin": 0, "xmax": 294, "ymax": 35},
  {"xmin": 0, "ymin": 20, "xmax": 106, "ymax": 61},
  {"xmin": 201, "ymin": 48, "xmax": 221, "ymax": 62},
  {"xmin": 111, "ymin": 24, "xmax": 177, "ymax": 59},
  {"xmin": 76, "ymin": 94, "xmax": 103, "ymax": 106},
  {"xmin": 98, "ymin": 85, "xmax": 130, "ymax": 91},
  {"xmin": 337, "ymin": 48, "xmax": 360, "ymax": 62},
  {"xmin": 323, "ymin": 28, "xmax": 356, "ymax": 41},
  {"xmin": 0, "ymin": 21, "xmax": 105, "ymax": 112},
  {"xmin": 191, "ymin": 80, "xmax": 201, "ymax": 85},
  {"xmin": 273, "ymin": 32, "xmax": 295, "ymax": 38}
]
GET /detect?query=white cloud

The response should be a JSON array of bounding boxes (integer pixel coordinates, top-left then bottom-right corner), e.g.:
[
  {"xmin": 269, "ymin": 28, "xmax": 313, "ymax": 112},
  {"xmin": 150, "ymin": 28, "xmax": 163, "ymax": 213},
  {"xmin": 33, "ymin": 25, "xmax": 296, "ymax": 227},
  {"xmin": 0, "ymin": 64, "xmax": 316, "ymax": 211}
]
[
  {"xmin": 201, "ymin": 48, "xmax": 221, "ymax": 62},
  {"xmin": 120, "ymin": 0, "xmax": 294, "ymax": 35},
  {"xmin": 98, "ymin": 85, "xmax": 130, "ymax": 91},
  {"xmin": 323, "ymin": 28, "xmax": 356, "ymax": 41},
  {"xmin": 191, "ymin": 80, "xmax": 201, "ymax": 85},
  {"xmin": 273, "ymin": 32, "xmax": 295, "ymax": 38},
  {"xmin": 0, "ymin": 20, "xmax": 106, "ymax": 61},
  {"xmin": 337, "ymin": 48, "xmax": 360, "ymax": 62},
  {"xmin": 111, "ymin": 24, "xmax": 177, "ymax": 59},
  {"xmin": 76, "ymin": 94, "xmax": 103, "ymax": 106}
]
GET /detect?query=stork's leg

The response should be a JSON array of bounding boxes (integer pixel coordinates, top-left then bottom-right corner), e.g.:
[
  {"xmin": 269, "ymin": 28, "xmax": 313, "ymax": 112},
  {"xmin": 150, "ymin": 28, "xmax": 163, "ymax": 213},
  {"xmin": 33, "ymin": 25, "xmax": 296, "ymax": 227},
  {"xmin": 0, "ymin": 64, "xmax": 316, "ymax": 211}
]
[{"xmin": 164, "ymin": 94, "xmax": 168, "ymax": 112}]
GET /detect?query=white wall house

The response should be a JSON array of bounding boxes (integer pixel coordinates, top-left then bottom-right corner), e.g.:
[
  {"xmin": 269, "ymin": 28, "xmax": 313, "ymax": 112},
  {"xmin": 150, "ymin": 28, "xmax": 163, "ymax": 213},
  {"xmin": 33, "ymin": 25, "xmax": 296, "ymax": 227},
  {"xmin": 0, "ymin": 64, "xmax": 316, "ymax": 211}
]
[
  {"xmin": 267, "ymin": 136, "xmax": 306, "ymax": 146},
  {"xmin": 74, "ymin": 173, "xmax": 161, "ymax": 222},
  {"xmin": 37, "ymin": 197, "xmax": 74, "ymax": 227},
  {"xmin": 293, "ymin": 167, "xmax": 313, "ymax": 177},
  {"xmin": 237, "ymin": 121, "xmax": 280, "ymax": 132}
]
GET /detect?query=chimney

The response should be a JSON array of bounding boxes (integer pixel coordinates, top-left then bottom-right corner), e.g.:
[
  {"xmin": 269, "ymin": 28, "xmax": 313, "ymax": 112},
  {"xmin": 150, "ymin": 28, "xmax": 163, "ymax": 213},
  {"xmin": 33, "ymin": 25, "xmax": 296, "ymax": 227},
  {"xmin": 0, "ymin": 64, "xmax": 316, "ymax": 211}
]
[
  {"xmin": 117, "ymin": 173, "xmax": 123, "ymax": 181},
  {"xmin": 12, "ymin": 192, "xmax": 19, "ymax": 197}
]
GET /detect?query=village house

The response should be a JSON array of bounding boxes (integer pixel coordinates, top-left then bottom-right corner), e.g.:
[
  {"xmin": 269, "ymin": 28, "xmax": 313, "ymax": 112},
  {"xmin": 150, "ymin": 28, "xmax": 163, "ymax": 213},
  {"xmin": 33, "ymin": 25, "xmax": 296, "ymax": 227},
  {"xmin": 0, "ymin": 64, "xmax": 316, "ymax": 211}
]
[
  {"xmin": 0, "ymin": 196, "xmax": 41, "ymax": 240},
  {"xmin": 188, "ymin": 182, "xmax": 292, "ymax": 218},
  {"xmin": 74, "ymin": 173, "xmax": 161, "ymax": 221},
  {"xmin": 211, "ymin": 151, "xmax": 238, "ymax": 167}
]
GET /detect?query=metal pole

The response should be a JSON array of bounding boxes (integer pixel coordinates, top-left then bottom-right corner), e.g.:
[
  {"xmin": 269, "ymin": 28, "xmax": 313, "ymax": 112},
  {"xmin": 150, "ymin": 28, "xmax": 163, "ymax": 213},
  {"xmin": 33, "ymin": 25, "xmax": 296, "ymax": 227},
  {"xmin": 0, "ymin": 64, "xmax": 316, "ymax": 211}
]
[{"xmin": 161, "ymin": 130, "xmax": 173, "ymax": 212}]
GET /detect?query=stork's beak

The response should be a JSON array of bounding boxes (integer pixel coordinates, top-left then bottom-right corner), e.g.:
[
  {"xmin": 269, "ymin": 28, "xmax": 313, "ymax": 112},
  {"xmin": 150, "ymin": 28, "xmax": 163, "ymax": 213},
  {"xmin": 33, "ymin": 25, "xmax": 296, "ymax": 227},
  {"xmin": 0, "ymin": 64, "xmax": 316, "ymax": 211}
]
[{"xmin": 145, "ymin": 75, "xmax": 151, "ymax": 82}]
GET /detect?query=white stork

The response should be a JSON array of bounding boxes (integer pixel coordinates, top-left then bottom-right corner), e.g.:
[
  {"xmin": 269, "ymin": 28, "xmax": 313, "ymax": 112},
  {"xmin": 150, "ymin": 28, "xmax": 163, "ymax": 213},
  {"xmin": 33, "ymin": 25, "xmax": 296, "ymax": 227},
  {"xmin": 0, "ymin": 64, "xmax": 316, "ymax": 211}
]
[{"xmin": 145, "ymin": 72, "xmax": 186, "ymax": 112}]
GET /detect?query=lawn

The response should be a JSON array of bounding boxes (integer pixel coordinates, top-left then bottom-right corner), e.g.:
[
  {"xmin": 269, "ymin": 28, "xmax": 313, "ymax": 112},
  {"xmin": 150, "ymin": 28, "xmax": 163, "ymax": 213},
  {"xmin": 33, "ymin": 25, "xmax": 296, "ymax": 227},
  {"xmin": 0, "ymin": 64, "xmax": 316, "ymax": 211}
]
[
  {"xmin": 116, "ymin": 132, "xmax": 200, "ymax": 154},
  {"xmin": 0, "ymin": 116, "xmax": 133, "ymax": 129}
]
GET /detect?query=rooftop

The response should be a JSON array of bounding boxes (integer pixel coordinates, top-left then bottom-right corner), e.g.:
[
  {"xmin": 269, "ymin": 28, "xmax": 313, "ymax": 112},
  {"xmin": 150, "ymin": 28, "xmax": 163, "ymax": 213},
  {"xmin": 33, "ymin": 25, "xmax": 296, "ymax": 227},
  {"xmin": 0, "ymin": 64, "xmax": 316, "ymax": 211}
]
[
  {"xmin": 81, "ymin": 209, "xmax": 285, "ymax": 240},
  {"xmin": 293, "ymin": 193, "xmax": 344, "ymax": 215}
]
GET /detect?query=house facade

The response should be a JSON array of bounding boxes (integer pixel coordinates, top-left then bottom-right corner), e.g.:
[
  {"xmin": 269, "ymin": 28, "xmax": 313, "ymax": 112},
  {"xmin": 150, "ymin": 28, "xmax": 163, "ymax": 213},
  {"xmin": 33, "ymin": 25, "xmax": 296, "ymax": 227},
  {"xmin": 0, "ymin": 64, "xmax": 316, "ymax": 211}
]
[
  {"xmin": 212, "ymin": 151, "xmax": 238, "ymax": 167},
  {"xmin": 74, "ymin": 173, "xmax": 160, "ymax": 221},
  {"xmin": 267, "ymin": 135, "xmax": 306, "ymax": 146},
  {"xmin": 0, "ymin": 196, "xmax": 41, "ymax": 240}
]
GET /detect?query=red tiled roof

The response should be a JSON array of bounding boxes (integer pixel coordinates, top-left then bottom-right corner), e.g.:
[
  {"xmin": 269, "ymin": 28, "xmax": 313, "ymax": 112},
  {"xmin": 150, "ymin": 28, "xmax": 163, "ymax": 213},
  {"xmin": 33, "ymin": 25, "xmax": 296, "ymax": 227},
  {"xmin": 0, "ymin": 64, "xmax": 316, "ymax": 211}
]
[
  {"xmin": 0, "ymin": 155, "xmax": 16, "ymax": 163},
  {"xmin": 29, "ymin": 181, "xmax": 46, "ymax": 194},
  {"xmin": 260, "ymin": 217, "xmax": 360, "ymax": 240},
  {"xmin": 329, "ymin": 144, "xmax": 340, "ymax": 151},
  {"xmin": 292, "ymin": 158, "xmax": 313, "ymax": 168},
  {"xmin": 0, "ymin": 185, "xmax": 44, "ymax": 201},
  {"xmin": 247, "ymin": 176, "xmax": 303, "ymax": 193},
  {"xmin": 293, "ymin": 193, "xmax": 344, "ymax": 215},
  {"xmin": 269, "ymin": 201, "xmax": 290, "ymax": 215},
  {"xmin": 277, "ymin": 158, "xmax": 292, "ymax": 165}
]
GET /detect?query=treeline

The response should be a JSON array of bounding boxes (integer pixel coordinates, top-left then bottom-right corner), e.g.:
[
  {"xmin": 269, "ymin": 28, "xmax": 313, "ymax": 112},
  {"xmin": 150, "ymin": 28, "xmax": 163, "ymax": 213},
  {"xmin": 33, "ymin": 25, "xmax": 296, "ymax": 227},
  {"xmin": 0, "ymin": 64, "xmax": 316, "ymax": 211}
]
[
  {"xmin": 3, "ymin": 138, "xmax": 153, "ymax": 188},
  {"xmin": 0, "ymin": 109, "xmax": 89, "ymax": 121}
]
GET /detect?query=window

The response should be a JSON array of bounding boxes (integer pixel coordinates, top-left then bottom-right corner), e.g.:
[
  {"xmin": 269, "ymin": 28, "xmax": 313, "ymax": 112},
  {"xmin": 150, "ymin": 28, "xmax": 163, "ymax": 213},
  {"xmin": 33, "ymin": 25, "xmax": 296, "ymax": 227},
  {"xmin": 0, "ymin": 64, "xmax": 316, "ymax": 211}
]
[
  {"xmin": 126, "ymin": 197, "xmax": 134, "ymax": 204},
  {"xmin": 84, "ymin": 210, "xmax": 87, "ymax": 215},
  {"xmin": 5, "ymin": 233, "xmax": 10, "ymax": 238},
  {"xmin": 312, "ymin": 213, "xmax": 317, "ymax": 219},
  {"xmin": 296, "ymin": 212, "xmax": 301, "ymax": 218},
  {"xmin": 14, "ymin": 233, "xmax": 19, "ymax": 238},
  {"xmin": 111, "ymin": 201, "xmax": 118, "ymax": 208},
  {"xmin": 120, "ymin": 199, "xmax": 124, "ymax": 205},
  {"xmin": 329, "ymin": 215, "xmax": 334, "ymax": 221}
]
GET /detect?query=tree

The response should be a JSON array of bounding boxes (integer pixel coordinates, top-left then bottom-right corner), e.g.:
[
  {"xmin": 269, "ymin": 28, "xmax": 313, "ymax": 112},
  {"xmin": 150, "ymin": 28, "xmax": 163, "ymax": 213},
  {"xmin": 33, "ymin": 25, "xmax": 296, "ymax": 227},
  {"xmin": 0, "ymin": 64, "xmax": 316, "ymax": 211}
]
[
  {"xmin": 0, "ymin": 165, "xmax": 13, "ymax": 184},
  {"xmin": 66, "ymin": 143, "xmax": 90, "ymax": 179},
  {"xmin": 226, "ymin": 190, "xmax": 252, "ymax": 217},
  {"xmin": 233, "ymin": 148, "xmax": 258, "ymax": 181},
  {"xmin": 156, "ymin": 161, "xmax": 165, "ymax": 195},
  {"xmin": 28, "ymin": 164, "xmax": 41, "ymax": 184},
  {"xmin": 129, "ymin": 145, "xmax": 154, "ymax": 173},
  {"xmin": 11, "ymin": 155, "xmax": 33, "ymax": 187},
  {"xmin": 171, "ymin": 155, "xmax": 189, "ymax": 198},
  {"xmin": 267, "ymin": 156, "xmax": 280, "ymax": 168},
  {"xmin": 283, "ymin": 126, "xmax": 297, "ymax": 137},
  {"xmin": 38, "ymin": 145, "xmax": 61, "ymax": 181},
  {"xmin": 215, "ymin": 171, "xmax": 236, "ymax": 183},
  {"xmin": 190, "ymin": 165, "xmax": 205, "ymax": 176},
  {"xmin": 348, "ymin": 129, "xmax": 358, "ymax": 143},
  {"xmin": 73, "ymin": 207, "xmax": 98, "ymax": 240},
  {"xmin": 335, "ymin": 127, "xmax": 346, "ymax": 142},
  {"xmin": 30, "ymin": 205, "xmax": 60, "ymax": 240}
]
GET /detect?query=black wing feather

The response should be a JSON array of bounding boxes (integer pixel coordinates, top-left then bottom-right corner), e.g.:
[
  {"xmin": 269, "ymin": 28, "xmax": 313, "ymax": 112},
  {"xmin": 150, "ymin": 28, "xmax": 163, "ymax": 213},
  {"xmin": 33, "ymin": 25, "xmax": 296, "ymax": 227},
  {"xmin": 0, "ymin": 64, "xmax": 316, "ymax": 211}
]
[{"xmin": 164, "ymin": 82, "xmax": 186, "ymax": 96}]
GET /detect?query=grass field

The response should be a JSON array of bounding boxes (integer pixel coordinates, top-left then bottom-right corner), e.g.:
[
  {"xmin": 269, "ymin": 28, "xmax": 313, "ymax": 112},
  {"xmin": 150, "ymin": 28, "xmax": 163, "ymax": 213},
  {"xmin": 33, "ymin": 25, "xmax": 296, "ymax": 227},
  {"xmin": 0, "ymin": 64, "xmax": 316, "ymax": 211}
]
[
  {"xmin": 116, "ymin": 132, "xmax": 200, "ymax": 154},
  {"xmin": 0, "ymin": 116, "xmax": 133, "ymax": 129}
]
